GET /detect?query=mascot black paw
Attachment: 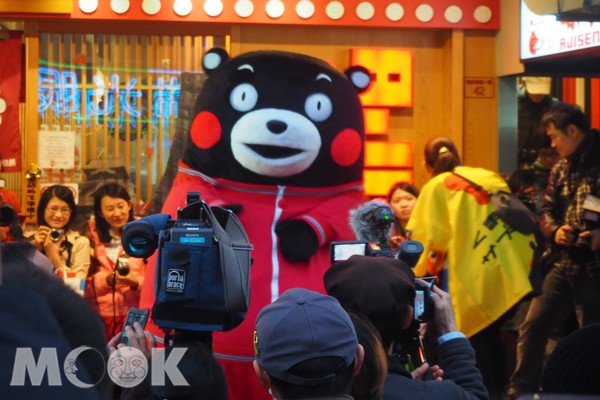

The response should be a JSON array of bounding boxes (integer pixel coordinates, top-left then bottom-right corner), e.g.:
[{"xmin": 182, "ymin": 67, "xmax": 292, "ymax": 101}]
[{"xmin": 275, "ymin": 219, "xmax": 319, "ymax": 263}]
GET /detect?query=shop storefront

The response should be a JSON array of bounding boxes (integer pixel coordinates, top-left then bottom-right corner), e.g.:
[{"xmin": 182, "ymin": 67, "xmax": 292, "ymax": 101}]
[
  {"xmin": 1, "ymin": 0, "xmax": 502, "ymax": 221},
  {"xmin": 498, "ymin": 0, "xmax": 600, "ymax": 174}
]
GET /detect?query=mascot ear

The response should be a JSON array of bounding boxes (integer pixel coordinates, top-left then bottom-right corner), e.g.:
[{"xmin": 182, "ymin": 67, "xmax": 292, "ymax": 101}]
[
  {"xmin": 202, "ymin": 48, "xmax": 230, "ymax": 75},
  {"xmin": 345, "ymin": 65, "xmax": 372, "ymax": 94}
]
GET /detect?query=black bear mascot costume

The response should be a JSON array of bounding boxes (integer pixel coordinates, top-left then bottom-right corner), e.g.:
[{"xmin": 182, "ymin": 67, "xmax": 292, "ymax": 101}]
[{"xmin": 140, "ymin": 48, "xmax": 371, "ymax": 399}]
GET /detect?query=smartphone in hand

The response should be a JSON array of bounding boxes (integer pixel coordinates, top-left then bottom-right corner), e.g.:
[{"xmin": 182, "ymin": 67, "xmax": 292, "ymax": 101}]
[{"xmin": 120, "ymin": 307, "xmax": 149, "ymax": 346}]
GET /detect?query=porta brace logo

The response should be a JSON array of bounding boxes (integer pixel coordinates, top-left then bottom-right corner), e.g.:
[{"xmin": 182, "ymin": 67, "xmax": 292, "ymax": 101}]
[{"xmin": 10, "ymin": 346, "xmax": 189, "ymax": 389}]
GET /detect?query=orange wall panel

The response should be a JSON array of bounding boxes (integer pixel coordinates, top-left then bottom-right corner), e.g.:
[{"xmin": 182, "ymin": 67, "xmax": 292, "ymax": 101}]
[
  {"xmin": 364, "ymin": 169, "xmax": 413, "ymax": 197},
  {"xmin": 364, "ymin": 108, "xmax": 390, "ymax": 135},
  {"xmin": 365, "ymin": 141, "xmax": 412, "ymax": 168}
]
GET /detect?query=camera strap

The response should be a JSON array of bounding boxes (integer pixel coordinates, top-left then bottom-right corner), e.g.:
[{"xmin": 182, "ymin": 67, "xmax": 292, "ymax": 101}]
[{"xmin": 203, "ymin": 202, "xmax": 253, "ymax": 314}]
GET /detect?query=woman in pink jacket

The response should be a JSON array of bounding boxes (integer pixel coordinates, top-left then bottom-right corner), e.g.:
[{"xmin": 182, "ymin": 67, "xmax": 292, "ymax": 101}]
[{"xmin": 86, "ymin": 182, "xmax": 145, "ymax": 340}]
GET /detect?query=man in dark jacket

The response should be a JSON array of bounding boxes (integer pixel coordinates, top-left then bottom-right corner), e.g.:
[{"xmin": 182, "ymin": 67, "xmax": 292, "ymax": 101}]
[
  {"xmin": 324, "ymin": 255, "xmax": 488, "ymax": 400},
  {"xmin": 518, "ymin": 76, "xmax": 560, "ymax": 170},
  {"xmin": 0, "ymin": 241, "xmax": 110, "ymax": 400},
  {"xmin": 509, "ymin": 102, "xmax": 600, "ymax": 398}
]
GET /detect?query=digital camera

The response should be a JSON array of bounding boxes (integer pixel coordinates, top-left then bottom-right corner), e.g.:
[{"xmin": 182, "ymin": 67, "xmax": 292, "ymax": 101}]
[
  {"xmin": 49, "ymin": 228, "xmax": 64, "ymax": 242},
  {"xmin": 569, "ymin": 194, "xmax": 600, "ymax": 264},
  {"xmin": 115, "ymin": 257, "xmax": 130, "ymax": 276}
]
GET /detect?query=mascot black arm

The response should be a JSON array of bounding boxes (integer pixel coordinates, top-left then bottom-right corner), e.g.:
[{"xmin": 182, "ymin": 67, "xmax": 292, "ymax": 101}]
[{"xmin": 275, "ymin": 219, "xmax": 320, "ymax": 263}]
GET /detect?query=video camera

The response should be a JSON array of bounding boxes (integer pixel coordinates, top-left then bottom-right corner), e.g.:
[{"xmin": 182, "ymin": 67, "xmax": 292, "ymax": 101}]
[
  {"xmin": 0, "ymin": 204, "xmax": 17, "ymax": 227},
  {"xmin": 330, "ymin": 239, "xmax": 434, "ymax": 323},
  {"xmin": 341, "ymin": 198, "xmax": 435, "ymax": 323},
  {"xmin": 330, "ymin": 238, "xmax": 436, "ymax": 379},
  {"xmin": 121, "ymin": 192, "xmax": 252, "ymax": 333}
]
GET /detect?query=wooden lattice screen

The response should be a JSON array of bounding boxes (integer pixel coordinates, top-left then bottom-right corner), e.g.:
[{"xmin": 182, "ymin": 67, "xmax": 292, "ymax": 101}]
[{"xmin": 36, "ymin": 32, "xmax": 228, "ymax": 214}]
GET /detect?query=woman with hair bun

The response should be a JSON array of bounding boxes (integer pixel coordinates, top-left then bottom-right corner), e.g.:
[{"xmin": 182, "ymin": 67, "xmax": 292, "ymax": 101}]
[{"xmin": 407, "ymin": 136, "xmax": 535, "ymax": 398}]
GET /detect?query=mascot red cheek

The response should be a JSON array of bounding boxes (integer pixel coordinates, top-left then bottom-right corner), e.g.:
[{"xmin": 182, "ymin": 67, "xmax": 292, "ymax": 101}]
[{"xmin": 139, "ymin": 48, "xmax": 371, "ymax": 400}]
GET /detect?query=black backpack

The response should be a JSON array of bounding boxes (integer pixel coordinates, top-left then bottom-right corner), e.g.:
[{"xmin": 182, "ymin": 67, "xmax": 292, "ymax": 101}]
[{"xmin": 452, "ymin": 172, "xmax": 537, "ymax": 235}]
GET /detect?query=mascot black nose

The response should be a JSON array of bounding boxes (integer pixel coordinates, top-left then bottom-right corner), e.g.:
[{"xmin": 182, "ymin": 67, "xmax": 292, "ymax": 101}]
[{"xmin": 267, "ymin": 120, "xmax": 287, "ymax": 134}]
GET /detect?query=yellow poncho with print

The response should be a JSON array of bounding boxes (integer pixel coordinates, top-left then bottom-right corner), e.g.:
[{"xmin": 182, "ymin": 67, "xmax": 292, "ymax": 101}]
[{"xmin": 407, "ymin": 166, "xmax": 535, "ymax": 338}]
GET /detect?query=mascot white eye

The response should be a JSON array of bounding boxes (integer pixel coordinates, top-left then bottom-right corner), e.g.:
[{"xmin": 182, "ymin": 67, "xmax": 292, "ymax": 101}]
[
  {"xmin": 304, "ymin": 93, "xmax": 332, "ymax": 122},
  {"xmin": 230, "ymin": 83, "xmax": 258, "ymax": 112}
]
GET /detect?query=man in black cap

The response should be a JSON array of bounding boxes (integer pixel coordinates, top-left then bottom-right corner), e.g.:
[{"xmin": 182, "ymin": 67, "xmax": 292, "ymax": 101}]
[
  {"xmin": 324, "ymin": 255, "xmax": 487, "ymax": 400},
  {"xmin": 253, "ymin": 287, "xmax": 364, "ymax": 399}
]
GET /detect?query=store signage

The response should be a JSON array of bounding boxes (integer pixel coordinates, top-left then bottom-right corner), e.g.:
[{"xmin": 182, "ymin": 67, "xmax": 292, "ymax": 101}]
[
  {"xmin": 521, "ymin": 0, "xmax": 600, "ymax": 60},
  {"xmin": 38, "ymin": 66, "xmax": 182, "ymax": 130},
  {"xmin": 464, "ymin": 77, "xmax": 494, "ymax": 98}
]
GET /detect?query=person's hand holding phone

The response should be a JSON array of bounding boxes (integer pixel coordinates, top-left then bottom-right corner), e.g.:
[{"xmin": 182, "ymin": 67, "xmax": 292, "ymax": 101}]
[
  {"xmin": 107, "ymin": 307, "xmax": 151, "ymax": 356},
  {"xmin": 107, "ymin": 321, "xmax": 156, "ymax": 360},
  {"xmin": 120, "ymin": 308, "xmax": 149, "ymax": 344},
  {"xmin": 127, "ymin": 322, "xmax": 155, "ymax": 360}
]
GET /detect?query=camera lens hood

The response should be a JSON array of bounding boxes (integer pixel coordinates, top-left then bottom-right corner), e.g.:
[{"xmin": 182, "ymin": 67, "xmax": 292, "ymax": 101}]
[
  {"xmin": 122, "ymin": 220, "xmax": 159, "ymax": 259},
  {"xmin": 397, "ymin": 240, "xmax": 424, "ymax": 269},
  {"xmin": 0, "ymin": 205, "xmax": 17, "ymax": 227}
]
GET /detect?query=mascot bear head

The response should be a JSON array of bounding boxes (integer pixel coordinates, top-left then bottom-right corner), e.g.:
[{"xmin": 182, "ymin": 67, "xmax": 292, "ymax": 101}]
[{"xmin": 183, "ymin": 48, "xmax": 371, "ymax": 188}]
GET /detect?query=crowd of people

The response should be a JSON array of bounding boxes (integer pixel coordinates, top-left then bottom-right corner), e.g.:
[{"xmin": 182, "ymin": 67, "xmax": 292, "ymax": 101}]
[{"xmin": 1, "ymin": 100, "xmax": 599, "ymax": 400}]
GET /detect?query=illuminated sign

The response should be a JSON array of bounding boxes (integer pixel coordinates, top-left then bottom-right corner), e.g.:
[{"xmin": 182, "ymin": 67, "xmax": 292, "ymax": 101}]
[
  {"xmin": 363, "ymin": 108, "xmax": 390, "ymax": 135},
  {"xmin": 364, "ymin": 140, "xmax": 413, "ymax": 196},
  {"xmin": 351, "ymin": 48, "xmax": 413, "ymax": 108},
  {"xmin": 521, "ymin": 1, "xmax": 600, "ymax": 60},
  {"xmin": 38, "ymin": 65, "xmax": 183, "ymax": 132}
]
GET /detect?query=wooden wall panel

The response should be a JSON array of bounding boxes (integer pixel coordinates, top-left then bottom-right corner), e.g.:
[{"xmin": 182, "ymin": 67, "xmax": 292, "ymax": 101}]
[{"xmin": 463, "ymin": 31, "xmax": 498, "ymax": 172}]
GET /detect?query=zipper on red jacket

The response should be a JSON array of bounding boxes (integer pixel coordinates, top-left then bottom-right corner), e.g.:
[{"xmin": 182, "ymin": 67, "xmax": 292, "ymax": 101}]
[{"xmin": 270, "ymin": 185, "xmax": 285, "ymax": 303}]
